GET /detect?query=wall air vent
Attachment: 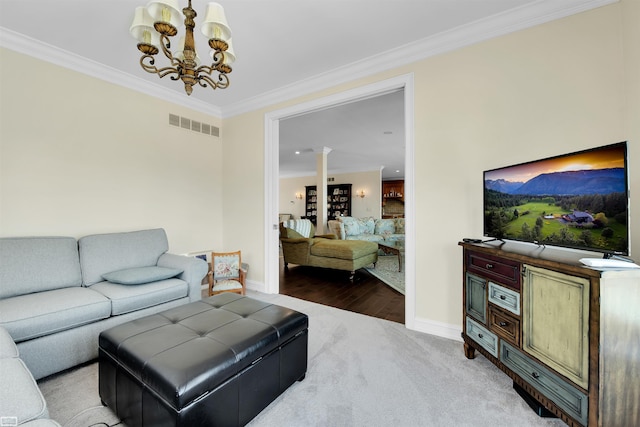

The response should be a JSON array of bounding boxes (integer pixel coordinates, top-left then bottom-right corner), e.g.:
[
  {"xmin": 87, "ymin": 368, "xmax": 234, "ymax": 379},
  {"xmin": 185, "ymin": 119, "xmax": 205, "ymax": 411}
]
[{"xmin": 169, "ymin": 114, "xmax": 219, "ymax": 138}]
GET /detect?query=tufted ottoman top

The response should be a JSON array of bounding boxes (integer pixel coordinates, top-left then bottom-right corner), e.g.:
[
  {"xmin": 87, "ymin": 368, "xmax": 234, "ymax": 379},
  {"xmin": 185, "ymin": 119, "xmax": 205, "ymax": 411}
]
[
  {"xmin": 310, "ymin": 239, "xmax": 378, "ymax": 260},
  {"xmin": 99, "ymin": 293, "xmax": 308, "ymax": 410}
]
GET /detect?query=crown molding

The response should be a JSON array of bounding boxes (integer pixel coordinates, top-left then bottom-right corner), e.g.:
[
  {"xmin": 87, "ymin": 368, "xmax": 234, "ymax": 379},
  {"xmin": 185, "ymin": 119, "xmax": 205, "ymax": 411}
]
[
  {"xmin": 222, "ymin": 0, "xmax": 617, "ymax": 118},
  {"xmin": 1, "ymin": 0, "xmax": 617, "ymax": 119},
  {"xmin": 0, "ymin": 27, "xmax": 223, "ymax": 118}
]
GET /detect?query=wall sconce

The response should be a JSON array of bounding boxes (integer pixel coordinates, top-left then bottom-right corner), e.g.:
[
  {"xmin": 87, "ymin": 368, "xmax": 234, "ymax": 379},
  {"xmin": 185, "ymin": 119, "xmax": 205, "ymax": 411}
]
[
  {"xmin": 295, "ymin": 193, "xmax": 304, "ymax": 200},
  {"xmin": 356, "ymin": 190, "xmax": 365, "ymax": 198}
]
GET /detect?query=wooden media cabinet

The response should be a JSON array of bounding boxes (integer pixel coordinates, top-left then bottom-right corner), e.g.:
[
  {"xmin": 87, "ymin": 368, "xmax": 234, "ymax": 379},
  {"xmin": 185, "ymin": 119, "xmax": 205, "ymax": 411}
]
[{"xmin": 459, "ymin": 241, "xmax": 640, "ymax": 427}]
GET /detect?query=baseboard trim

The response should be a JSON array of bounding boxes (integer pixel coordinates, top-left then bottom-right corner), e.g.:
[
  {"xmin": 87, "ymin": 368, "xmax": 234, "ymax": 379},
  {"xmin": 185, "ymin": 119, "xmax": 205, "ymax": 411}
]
[
  {"xmin": 412, "ymin": 316, "xmax": 462, "ymax": 342},
  {"xmin": 204, "ymin": 281, "xmax": 461, "ymax": 342},
  {"xmin": 245, "ymin": 279, "xmax": 266, "ymax": 293}
]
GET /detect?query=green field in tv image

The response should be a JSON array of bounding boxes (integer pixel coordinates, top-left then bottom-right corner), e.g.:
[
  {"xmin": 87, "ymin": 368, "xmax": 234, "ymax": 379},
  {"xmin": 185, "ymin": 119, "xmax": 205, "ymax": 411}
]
[
  {"xmin": 483, "ymin": 143, "xmax": 628, "ymax": 254},
  {"xmin": 484, "ymin": 192, "xmax": 628, "ymax": 253}
]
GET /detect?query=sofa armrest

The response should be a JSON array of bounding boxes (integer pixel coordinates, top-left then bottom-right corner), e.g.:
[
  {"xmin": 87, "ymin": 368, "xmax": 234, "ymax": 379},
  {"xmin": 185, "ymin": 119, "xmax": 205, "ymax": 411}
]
[
  {"xmin": 0, "ymin": 326, "xmax": 18, "ymax": 358},
  {"xmin": 157, "ymin": 253, "xmax": 208, "ymax": 302},
  {"xmin": 280, "ymin": 238, "xmax": 313, "ymax": 265}
]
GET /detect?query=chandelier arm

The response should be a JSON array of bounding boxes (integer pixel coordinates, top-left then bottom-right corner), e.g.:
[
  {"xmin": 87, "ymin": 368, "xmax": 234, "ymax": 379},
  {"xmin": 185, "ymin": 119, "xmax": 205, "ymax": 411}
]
[
  {"xmin": 197, "ymin": 72, "xmax": 230, "ymax": 90},
  {"xmin": 210, "ymin": 50, "xmax": 224, "ymax": 67},
  {"xmin": 157, "ymin": 34, "xmax": 184, "ymax": 68},
  {"xmin": 140, "ymin": 55, "xmax": 182, "ymax": 80}
]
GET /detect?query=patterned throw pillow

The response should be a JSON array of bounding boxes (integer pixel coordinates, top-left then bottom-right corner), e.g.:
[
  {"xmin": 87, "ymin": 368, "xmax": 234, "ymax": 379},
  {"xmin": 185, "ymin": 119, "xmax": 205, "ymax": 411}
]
[
  {"xmin": 374, "ymin": 219, "xmax": 396, "ymax": 235},
  {"xmin": 358, "ymin": 217, "xmax": 375, "ymax": 234},
  {"xmin": 394, "ymin": 218, "xmax": 405, "ymax": 234},
  {"xmin": 339, "ymin": 217, "xmax": 361, "ymax": 236}
]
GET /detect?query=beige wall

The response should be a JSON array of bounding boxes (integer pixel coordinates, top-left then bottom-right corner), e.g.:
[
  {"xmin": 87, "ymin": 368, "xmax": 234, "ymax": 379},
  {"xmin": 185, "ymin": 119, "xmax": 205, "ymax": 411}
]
[
  {"xmin": 1, "ymin": 1, "xmax": 637, "ymax": 333},
  {"xmin": 224, "ymin": 2, "xmax": 639, "ymax": 329},
  {"xmin": 279, "ymin": 171, "xmax": 382, "ymax": 221},
  {"xmin": 0, "ymin": 49, "xmax": 223, "ymax": 255}
]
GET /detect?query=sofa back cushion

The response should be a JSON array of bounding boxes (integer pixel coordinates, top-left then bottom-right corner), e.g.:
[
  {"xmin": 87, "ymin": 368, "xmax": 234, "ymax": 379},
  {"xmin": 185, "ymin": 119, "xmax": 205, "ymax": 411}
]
[
  {"xmin": 79, "ymin": 228, "xmax": 169, "ymax": 286},
  {"xmin": 374, "ymin": 218, "xmax": 396, "ymax": 235},
  {"xmin": 0, "ymin": 237, "xmax": 82, "ymax": 299},
  {"xmin": 339, "ymin": 217, "xmax": 375, "ymax": 236}
]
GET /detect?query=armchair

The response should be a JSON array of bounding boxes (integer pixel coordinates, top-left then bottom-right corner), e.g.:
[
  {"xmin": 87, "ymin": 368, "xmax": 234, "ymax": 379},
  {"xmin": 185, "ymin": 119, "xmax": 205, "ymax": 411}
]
[{"xmin": 208, "ymin": 251, "xmax": 246, "ymax": 296}]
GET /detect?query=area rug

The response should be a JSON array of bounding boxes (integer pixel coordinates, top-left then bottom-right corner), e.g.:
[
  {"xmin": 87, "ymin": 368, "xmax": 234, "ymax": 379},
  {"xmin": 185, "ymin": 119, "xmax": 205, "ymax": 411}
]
[
  {"xmin": 39, "ymin": 292, "xmax": 564, "ymax": 427},
  {"xmin": 365, "ymin": 254, "xmax": 405, "ymax": 294}
]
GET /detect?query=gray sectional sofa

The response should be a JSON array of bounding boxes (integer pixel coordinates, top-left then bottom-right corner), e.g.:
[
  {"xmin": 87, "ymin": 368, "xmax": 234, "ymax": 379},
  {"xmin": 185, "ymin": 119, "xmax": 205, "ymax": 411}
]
[{"xmin": 0, "ymin": 228, "xmax": 208, "ymax": 425}]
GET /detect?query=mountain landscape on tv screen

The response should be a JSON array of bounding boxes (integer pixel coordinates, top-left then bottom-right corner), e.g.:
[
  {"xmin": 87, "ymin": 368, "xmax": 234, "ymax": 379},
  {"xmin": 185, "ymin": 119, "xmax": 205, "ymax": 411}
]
[{"xmin": 485, "ymin": 168, "xmax": 625, "ymax": 196}]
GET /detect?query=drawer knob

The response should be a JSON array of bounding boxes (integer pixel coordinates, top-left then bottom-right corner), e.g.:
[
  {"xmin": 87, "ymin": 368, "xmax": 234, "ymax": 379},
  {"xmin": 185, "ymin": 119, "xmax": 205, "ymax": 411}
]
[
  {"xmin": 500, "ymin": 295, "xmax": 506, "ymax": 300},
  {"xmin": 499, "ymin": 321, "xmax": 508, "ymax": 327},
  {"xmin": 478, "ymin": 333, "xmax": 484, "ymax": 338},
  {"xmin": 531, "ymin": 372, "xmax": 540, "ymax": 379},
  {"xmin": 486, "ymin": 263, "xmax": 494, "ymax": 269}
]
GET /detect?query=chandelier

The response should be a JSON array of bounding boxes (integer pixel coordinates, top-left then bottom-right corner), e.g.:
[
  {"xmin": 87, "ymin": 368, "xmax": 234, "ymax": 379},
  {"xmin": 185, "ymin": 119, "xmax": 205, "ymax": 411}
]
[{"xmin": 130, "ymin": 0, "xmax": 234, "ymax": 95}]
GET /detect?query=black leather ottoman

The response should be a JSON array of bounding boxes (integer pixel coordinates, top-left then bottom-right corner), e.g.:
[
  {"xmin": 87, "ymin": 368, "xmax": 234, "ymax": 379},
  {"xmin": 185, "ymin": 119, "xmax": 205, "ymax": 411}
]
[{"xmin": 98, "ymin": 293, "xmax": 308, "ymax": 427}]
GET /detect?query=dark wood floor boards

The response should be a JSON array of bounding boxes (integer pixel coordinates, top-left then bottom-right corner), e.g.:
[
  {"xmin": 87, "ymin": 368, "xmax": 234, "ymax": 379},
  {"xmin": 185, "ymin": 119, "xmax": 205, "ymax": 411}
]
[
  {"xmin": 278, "ymin": 261, "xmax": 405, "ymax": 324},
  {"xmin": 203, "ymin": 259, "xmax": 405, "ymax": 324}
]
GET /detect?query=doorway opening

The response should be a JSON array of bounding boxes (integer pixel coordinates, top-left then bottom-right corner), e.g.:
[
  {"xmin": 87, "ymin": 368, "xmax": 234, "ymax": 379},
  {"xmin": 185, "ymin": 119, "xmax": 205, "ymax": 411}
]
[{"xmin": 264, "ymin": 74, "xmax": 416, "ymax": 328}]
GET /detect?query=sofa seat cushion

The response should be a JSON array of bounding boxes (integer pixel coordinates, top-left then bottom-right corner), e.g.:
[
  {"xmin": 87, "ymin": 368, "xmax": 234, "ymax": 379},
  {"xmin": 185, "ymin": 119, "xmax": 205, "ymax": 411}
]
[
  {"xmin": 0, "ymin": 287, "xmax": 111, "ymax": 342},
  {"xmin": 311, "ymin": 239, "xmax": 377, "ymax": 260},
  {"xmin": 384, "ymin": 234, "xmax": 405, "ymax": 243},
  {"xmin": 90, "ymin": 278, "xmax": 188, "ymax": 316},
  {"xmin": 0, "ymin": 358, "xmax": 49, "ymax": 424},
  {"xmin": 345, "ymin": 234, "xmax": 384, "ymax": 242}
]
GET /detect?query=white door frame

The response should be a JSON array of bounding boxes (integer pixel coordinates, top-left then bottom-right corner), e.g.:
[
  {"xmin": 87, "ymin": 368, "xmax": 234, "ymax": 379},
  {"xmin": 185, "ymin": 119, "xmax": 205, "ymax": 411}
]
[{"xmin": 264, "ymin": 73, "xmax": 416, "ymax": 328}]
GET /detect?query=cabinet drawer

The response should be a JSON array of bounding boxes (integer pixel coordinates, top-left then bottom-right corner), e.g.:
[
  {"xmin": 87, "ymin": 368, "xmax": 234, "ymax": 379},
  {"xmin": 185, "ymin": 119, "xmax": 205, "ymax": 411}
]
[
  {"xmin": 466, "ymin": 317, "xmax": 498, "ymax": 358},
  {"xmin": 488, "ymin": 282, "xmax": 520, "ymax": 315},
  {"xmin": 500, "ymin": 341, "xmax": 588, "ymax": 426},
  {"xmin": 466, "ymin": 251, "xmax": 521, "ymax": 290},
  {"xmin": 488, "ymin": 305, "xmax": 520, "ymax": 347}
]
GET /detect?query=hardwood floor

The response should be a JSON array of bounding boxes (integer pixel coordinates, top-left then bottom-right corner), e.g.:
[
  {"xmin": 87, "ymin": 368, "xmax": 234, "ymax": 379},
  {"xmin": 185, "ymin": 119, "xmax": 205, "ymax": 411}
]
[
  {"xmin": 278, "ymin": 258, "xmax": 405, "ymax": 324},
  {"xmin": 202, "ymin": 258, "xmax": 405, "ymax": 323}
]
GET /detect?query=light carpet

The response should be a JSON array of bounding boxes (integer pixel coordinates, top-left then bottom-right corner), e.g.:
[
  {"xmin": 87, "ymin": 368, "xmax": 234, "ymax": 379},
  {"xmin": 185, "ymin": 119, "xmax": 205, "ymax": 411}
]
[
  {"xmin": 39, "ymin": 291, "xmax": 564, "ymax": 427},
  {"xmin": 365, "ymin": 254, "xmax": 405, "ymax": 294}
]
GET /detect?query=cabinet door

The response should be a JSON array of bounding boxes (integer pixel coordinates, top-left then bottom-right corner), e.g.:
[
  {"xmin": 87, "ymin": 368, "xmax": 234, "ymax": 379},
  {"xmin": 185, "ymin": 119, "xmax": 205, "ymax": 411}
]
[
  {"xmin": 522, "ymin": 265, "xmax": 589, "ymax": 389},
  {"xmin": 465, "ymin": 273, "xmax": 487, "ymax": 323}
]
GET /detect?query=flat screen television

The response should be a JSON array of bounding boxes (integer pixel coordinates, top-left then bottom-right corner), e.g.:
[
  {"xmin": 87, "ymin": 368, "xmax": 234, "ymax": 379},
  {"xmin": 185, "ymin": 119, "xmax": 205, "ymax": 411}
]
[{"xmin": 483, "ymin": 141, "xmax": 629, "ymax": 256}]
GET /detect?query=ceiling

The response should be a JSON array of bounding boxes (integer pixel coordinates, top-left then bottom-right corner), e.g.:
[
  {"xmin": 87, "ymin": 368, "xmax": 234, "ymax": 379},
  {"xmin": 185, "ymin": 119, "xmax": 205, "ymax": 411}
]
[{"xmin": 0, "ymin": 0, "xmax": 612, "ymax": 180}]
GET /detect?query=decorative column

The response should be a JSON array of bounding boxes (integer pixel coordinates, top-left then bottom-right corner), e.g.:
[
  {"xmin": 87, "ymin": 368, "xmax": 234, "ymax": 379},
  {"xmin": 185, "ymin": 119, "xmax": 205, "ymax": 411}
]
[{"xmin": 314, "ymin": 147, "xmax": 332, "ymax": 234}]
